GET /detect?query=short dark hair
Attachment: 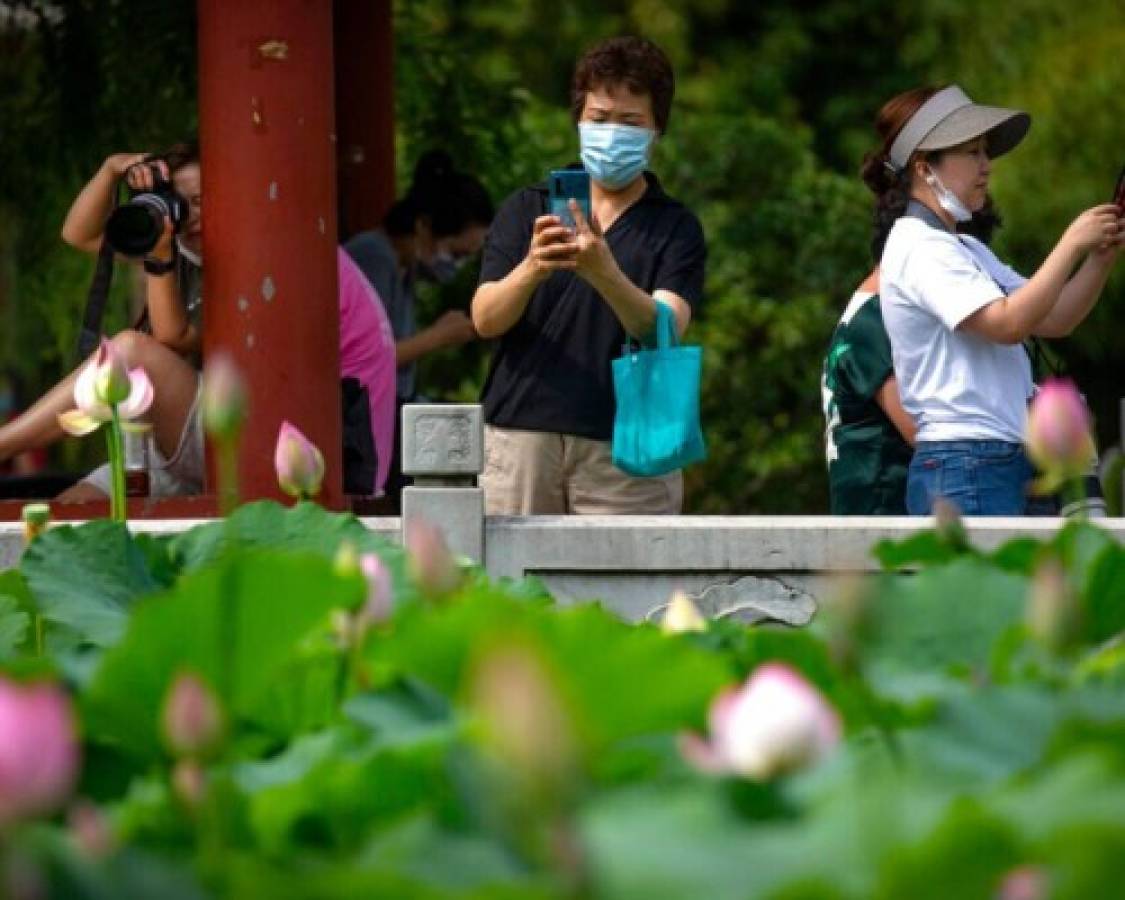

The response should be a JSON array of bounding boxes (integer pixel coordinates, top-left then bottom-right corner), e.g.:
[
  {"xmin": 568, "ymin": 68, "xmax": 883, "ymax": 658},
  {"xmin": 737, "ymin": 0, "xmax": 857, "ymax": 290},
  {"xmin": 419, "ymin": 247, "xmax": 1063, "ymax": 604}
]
[
  {"xmin": 162, "ymin": 138, "xmax": 199, "ymax": 174},
  {"xmin": 384, "ymin": 149, "xmax": 493, "ymax": 238},
  {"xmin": 570, "ymin": 36, "xmax": 675, "ymax": 134}
]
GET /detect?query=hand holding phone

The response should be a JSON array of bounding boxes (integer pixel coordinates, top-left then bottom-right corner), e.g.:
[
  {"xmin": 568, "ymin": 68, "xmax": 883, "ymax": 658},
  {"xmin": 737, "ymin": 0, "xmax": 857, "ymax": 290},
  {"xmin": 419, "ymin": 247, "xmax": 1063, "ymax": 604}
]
[{"xmin": 548, "ymin": 169, "xmax": 591, "ymax": 229}]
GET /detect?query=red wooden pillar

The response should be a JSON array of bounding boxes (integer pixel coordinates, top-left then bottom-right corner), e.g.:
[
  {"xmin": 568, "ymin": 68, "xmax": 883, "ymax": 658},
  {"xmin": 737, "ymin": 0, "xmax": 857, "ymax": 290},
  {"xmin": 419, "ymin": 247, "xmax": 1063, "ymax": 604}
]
[
  {"xmin": 197, "ymin": 0, "xmax": 343, "ymax": 508},
  {"xmin": 334, "ymin": 0, "xmax": 396, "ymax": 240}
]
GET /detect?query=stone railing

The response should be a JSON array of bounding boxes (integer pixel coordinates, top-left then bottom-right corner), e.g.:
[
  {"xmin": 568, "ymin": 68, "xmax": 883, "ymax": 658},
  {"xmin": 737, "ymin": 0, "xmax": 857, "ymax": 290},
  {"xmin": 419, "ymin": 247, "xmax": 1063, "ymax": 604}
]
[{"xmin": 3, "ymin": 404, "xmax": 1124, "ymax": 624}]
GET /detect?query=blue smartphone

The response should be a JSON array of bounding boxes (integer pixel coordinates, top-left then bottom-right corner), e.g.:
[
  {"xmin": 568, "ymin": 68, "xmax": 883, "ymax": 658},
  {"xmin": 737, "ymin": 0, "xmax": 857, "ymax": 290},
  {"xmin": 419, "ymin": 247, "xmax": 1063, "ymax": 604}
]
[{"xmin": 548, "ymin": 169, "xmax": 591, "ymax": 228}]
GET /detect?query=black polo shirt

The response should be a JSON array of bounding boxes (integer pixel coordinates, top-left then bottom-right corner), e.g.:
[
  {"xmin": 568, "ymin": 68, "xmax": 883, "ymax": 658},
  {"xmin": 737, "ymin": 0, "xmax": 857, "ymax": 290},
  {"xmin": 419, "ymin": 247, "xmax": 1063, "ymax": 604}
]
[{"xmin": 478, "ymin": 170, "xmax": 706, "ymax": 441}]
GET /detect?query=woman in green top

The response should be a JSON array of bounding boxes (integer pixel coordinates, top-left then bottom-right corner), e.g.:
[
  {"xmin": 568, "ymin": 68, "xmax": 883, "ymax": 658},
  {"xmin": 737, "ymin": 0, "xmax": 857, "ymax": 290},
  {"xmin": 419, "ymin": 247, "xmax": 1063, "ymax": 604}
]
[{"xmin": 822, "ymin": 268, "xmax": 916, "ymax": 514}]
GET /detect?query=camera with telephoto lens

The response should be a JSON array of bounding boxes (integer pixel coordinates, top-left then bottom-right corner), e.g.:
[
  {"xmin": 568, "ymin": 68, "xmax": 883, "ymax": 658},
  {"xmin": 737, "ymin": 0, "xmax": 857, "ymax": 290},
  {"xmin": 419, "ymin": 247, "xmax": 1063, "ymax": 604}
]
[{"xmin": 104, "ymin": 162, "xmax": 188, "ymax": 257}]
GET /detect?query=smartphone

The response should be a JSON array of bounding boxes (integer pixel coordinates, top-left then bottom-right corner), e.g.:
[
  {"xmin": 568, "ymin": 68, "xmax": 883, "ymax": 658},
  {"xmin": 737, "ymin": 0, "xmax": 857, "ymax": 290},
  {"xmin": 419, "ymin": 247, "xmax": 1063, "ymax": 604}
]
[
  {"xmin": 1114, "ymin": 166, "xmax": 1125, "ymax": 209},
  {"xmin": 548, "ymin": 169, "xmax": 591, "ymax": 228}
]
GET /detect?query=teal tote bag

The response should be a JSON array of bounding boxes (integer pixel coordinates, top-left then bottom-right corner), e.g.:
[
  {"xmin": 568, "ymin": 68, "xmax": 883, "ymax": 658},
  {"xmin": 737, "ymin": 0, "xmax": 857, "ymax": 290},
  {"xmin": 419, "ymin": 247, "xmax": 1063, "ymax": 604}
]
[{"xmin": 611, "ymin": 301, "xmax": 706, "ymax": 477}]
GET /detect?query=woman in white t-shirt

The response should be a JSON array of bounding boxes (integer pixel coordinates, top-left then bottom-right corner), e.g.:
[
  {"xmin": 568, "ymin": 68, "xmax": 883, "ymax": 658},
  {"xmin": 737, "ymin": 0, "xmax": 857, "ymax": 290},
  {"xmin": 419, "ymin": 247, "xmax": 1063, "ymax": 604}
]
[{"xmin": 865, "ymin": 85, "xmax": 1123, "ymax": 516}]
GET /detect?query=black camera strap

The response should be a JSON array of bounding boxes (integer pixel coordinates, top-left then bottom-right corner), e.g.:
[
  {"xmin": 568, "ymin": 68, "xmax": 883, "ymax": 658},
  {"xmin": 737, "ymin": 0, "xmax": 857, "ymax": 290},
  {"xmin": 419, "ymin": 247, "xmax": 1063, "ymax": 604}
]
[
  {"xmin": 76, "ymin": 239, "xmax": 115, "ymax": 360},
  {"xmin": 75, "ymin": 180, "xmax": 122, "ymax": 360}
]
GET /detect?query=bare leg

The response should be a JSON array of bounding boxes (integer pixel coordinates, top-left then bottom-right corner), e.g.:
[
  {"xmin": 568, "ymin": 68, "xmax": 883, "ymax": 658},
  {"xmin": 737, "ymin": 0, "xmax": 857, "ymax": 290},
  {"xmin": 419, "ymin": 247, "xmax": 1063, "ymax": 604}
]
[
  {"xmin": 55, "ymin": 481, "xmax": 109, "ymax": 503},
  {"xmin": 0, "ymin": 363, "xmax": 84, "ymax": 463},
  {"xmin": 0, "ymin": 330, "xmax": 199, "ymax": 463}
]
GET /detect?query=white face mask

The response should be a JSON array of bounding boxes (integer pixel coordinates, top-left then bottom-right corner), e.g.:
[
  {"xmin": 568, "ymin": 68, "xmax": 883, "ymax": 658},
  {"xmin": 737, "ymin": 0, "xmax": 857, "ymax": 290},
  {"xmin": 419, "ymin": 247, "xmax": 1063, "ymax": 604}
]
[{"xmin": 924, "ymin": 167, "xmax": 973, "ymax": 223}]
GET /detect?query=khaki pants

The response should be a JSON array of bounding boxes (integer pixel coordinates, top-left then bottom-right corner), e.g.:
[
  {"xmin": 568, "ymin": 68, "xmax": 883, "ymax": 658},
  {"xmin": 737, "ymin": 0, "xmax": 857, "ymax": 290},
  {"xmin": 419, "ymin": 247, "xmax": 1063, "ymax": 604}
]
[{"xmin": 481, "ymin": 425, "xmax": 683, "ymax": 515}]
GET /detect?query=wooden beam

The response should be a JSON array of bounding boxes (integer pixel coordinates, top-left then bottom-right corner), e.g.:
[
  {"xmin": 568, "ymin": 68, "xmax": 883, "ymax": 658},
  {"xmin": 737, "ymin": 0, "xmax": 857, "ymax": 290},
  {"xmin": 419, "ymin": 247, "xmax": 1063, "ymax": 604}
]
[
  {"xmin": 197, "ymin": 0, "xmax": 343, "ymax": 507},
  {"xmin": 333, "ymin": 0, "xmax": 395, "ymax": 240}
]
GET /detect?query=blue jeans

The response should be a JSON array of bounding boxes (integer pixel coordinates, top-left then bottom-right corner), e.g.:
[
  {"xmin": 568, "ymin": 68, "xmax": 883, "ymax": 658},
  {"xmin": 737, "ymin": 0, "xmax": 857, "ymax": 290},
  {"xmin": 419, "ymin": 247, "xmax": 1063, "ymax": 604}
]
[{"xmin": 906, "ymin": 440, "xmax": 1033, "ymax": 516}]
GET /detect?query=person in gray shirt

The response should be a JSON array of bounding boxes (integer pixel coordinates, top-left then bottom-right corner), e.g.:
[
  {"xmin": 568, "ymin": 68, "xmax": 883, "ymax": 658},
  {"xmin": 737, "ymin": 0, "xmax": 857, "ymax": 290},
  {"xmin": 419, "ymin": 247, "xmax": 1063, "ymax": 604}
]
[
  {"xmin": 345, "ymin": 150, "xmax": 493, "ymax": 402},
  {"xmin": 344, "ymin": 150, "xmax": 493, "ymax": 504}
]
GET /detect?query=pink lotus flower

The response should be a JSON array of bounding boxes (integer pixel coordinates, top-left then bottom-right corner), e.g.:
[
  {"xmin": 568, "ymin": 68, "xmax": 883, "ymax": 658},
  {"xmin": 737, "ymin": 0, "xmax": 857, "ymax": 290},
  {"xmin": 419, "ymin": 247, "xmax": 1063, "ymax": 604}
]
[
  {"xmin": 275, "ymin": 420, "xmax": 325, "ymax": 498},
  {"xmin": 161, "ymin": 672, "xmax": 224, "ymax": 759},
  {"xmin": 1026, "ymin": 379, "xmax": 1094, "ymax": 486},
  {"xmin": 57, "ymin": 339, "xmax": 153, "ymax": 436},
  {"xmin": 201, "ymin": 352, "xmax": 248, "ymax": 440},
  {"xmin": 359, "ymin": 552, "xmax": 394, "ymax": 624},
  {"xmin": 405, "ymin": 519, "xmax": 460, "ymax": 595},
  {"xmin": 681, "ymin": 662, "xmax": 841, "ymax": 780},
  {"xmin": 0, "ymin": 678, "xmax": 80, "ymax": 825}
]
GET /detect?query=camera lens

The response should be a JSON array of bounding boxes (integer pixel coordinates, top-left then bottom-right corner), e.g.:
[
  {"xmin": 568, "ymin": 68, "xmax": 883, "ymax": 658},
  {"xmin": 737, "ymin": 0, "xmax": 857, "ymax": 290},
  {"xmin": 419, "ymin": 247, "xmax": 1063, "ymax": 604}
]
[{"xmin": 104, "ymin": 194, "xmax": 170, "ymax": 256}]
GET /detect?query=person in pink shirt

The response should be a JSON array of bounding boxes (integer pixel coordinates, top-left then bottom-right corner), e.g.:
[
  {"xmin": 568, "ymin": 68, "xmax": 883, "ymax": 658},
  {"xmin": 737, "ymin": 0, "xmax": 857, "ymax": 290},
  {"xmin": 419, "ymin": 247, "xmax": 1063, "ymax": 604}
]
[{"xmin": 337, "ymin": 247, "xmax": 396, "ymax": 495}]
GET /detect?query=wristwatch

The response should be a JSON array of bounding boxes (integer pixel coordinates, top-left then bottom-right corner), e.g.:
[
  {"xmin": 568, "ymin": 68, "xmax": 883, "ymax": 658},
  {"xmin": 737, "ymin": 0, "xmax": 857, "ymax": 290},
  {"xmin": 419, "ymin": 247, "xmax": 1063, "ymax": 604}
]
[{"xmin": 143, "ymin": 255, "xmax": 176, "ymax": 276}]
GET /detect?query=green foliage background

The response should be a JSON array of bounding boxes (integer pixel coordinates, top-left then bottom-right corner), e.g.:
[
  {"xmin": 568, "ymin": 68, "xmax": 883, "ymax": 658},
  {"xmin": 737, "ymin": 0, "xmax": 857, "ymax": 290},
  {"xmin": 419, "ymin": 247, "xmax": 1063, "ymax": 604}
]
[{"xmin": 2, "ymin": 0, "xmax": 1123, "ymax": 510}]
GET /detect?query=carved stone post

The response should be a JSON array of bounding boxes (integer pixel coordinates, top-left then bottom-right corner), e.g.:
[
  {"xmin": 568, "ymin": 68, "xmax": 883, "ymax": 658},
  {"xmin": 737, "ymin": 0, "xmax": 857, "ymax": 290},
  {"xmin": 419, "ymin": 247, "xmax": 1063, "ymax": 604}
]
[{"xmin": 400, "ymin": 404, "xmax": 484, "ymax": 564}]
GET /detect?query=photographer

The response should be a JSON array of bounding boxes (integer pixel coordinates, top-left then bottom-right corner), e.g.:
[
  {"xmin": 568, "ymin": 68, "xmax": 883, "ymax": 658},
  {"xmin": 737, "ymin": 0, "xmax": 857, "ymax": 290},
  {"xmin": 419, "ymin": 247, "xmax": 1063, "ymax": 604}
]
[
  {"xmin": 0, "ymin": 145, "xmax": 204, "ymax": 498},
  {"xmin": 62, "ymin": 143, "xmax": 202, "ymax": 359},
  {"xmin": 0, "ymin": 145, "xmax": 396, "ymax": 500},
  {"xmin": 869, "ymin": 85, "xmax": 1123, "ymax": 516}
]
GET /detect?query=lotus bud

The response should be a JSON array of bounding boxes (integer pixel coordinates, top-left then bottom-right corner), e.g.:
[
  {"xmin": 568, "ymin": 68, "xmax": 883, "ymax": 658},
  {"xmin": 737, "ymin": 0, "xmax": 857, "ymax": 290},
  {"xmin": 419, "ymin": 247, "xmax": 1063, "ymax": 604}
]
[
  {"xmin": 405, "ymin": 519, "xmax": 460, "ymax": 596},
  {"xmin": 359, "ymin": 552, "xmax": 394, "ymax": 624},
  {"xmin": 21, "ymin": 502, "xmax": 51, "ymax": 544},
  {"xmin": 330, "ymin": 608, "xmax": 357, "ymax": 650},
  {"xmin": 275, "ymin": 420, "xmax": 325, "ymax": 499},
  {"xmin": 0, "ymin": 678, "xmax": 80, "ymax": 826},
  {"xmin": 161, "ymin": 672, "xmax": 224, "ymax": 759},
  {"xmin": 681, "ymin": 662, "xmax": 840, "ymax": 780},
  {"xmin": 171, "ymin": 759, "xmax": 207, "ymax": 811},
  {"xmin": 661, "ymin": 591, "xmax": 706, "ymax": 633},
  {"xmin": 1026, "ymin": 557, "xmax": 1081, "ymax": 651},
  {"xmin": 68, "ymin": 800, "xmax": 117, "ymax": 859},
  {"xmin": 333, "ymin": 540, "xmax": 360, "ymax": 577},
  {"xmin": 201, "ymin": 352, "xmax": 248, "ymax": 441},
  {"xmin": 91, "ymin": 339, "xmax": 131, "ymax": 406},
  {"xmin": 472, "ymin": 644, "xmax": 577, "ymax": 793},
  {"xmin": 995, "ymin": 865, "xmax": 1049, "ymax": 900},
  {"xmin": 1026, "ymin": 379, "xmax": 1095, "ymax": 482}
]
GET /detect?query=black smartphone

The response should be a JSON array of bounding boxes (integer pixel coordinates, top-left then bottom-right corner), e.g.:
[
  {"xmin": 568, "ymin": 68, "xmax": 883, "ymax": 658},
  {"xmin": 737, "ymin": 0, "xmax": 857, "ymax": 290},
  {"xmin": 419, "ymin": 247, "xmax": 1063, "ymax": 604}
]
[
  {"xmin": 1114, "ymin": 166, "xmax": 1125, "ymax": 209},
  {"xmin": 548, "ymin": 169, "xmax": 591, "ymax": 228}
]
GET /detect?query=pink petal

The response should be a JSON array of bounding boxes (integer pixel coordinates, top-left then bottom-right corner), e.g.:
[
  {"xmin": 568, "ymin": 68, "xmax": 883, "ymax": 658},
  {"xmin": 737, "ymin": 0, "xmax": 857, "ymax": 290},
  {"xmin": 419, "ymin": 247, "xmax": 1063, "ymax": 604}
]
[
  {"xmin": 118, "ymin": 368, "xmax": 154, "ymax": 420},
  {"xmin": 678, "ymin": 732, "xmax": 730, "ymax": 775}
]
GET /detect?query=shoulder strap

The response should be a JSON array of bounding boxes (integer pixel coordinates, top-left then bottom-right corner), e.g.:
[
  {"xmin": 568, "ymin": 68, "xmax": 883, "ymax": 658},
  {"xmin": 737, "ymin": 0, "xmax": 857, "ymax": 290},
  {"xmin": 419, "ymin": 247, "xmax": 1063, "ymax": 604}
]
[
  {"xmin": 76, "ymin": 238, "xmax": 115, "ymax": 359},
  {"xmin": 75, "ymin": 179, "xmax": 123, "ymax": 360}
]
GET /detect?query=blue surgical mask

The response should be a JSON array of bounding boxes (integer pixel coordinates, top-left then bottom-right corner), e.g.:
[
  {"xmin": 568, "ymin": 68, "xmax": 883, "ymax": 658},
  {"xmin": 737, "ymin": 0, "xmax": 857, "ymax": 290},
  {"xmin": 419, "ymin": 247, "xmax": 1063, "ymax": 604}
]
[
  {"xmin": 418, "ymin": 249, "xmax": 468, "ymax": 284},
  {"xmin": 579, "ymin": 122, "xmax": 655, "ymax": 191},
  {"xmin": 925, "ymin": 167, "xmax": 973, "ymax": 223}
]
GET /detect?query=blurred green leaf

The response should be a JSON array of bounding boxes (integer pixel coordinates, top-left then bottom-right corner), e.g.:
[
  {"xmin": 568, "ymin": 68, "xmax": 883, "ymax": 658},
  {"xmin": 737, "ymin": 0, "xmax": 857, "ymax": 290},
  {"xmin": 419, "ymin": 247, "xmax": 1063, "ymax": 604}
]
[
  {"xmin": 21, "ymin": 521, "xmax": 162, "ymax": 647},
  {"xmin": 83, "ymin": 551, "xmax": 360, "ymax": 761}
]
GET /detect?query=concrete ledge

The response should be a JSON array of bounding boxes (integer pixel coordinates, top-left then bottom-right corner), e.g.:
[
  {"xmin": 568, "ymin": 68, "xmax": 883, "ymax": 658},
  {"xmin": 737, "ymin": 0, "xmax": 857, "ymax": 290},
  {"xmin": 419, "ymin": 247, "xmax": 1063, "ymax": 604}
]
[
  {"xmin": 0, "ymin": 516, "xmax": 400, "ymax": 571},
  {"xmin": 482, "ymin": 515, "xmax": 1125, "ymax": 579},
  {"xmin": 4, "ymin": 515, "xmax": 1123, "ymax": 623}
]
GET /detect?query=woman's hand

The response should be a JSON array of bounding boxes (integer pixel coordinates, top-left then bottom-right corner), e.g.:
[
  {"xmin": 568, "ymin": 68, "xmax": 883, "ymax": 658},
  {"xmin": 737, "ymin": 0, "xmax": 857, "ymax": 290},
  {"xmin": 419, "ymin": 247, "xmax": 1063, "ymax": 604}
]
[
  {"xmin": 148, "ymin": 219, "xmax": 176, "ymax": 265},
  {"xmin": 1061, "ymin": 204, "xmax": 1123, "ymax": 257},
  {"xmin": 101, "ymin": 152, "xmax": 151, "ymax": 181},
  {"xmin": 526, "ymin": 214, "xmax": 580, "ymax": 280},
  {"xmin": 569, "ymin": 199, "xmax": 615, "ymax": 281}
]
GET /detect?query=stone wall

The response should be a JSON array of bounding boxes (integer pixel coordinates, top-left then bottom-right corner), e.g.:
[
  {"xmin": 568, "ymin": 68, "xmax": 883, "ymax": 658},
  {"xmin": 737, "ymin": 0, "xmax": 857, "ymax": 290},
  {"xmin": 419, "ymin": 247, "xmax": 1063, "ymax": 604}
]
[{"xmin": 3, "ymin": 404, "xmax": 1124, "ymax": 624}]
